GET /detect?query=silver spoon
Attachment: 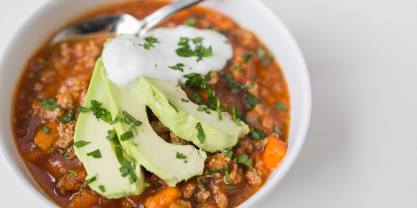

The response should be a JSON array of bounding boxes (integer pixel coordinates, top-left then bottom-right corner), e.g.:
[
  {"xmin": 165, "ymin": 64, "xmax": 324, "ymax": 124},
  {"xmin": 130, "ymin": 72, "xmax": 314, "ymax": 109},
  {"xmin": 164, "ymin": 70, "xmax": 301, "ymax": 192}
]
[{"xmin": 51, "ymin": 0, "xmax": 203, "ymax": 45}]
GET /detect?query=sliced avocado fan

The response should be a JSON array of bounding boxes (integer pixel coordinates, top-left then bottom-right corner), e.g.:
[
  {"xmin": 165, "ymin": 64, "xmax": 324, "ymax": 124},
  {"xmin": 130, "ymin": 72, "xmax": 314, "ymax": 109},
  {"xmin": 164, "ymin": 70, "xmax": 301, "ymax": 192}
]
[
  {"xmin": 74, "ymin": 58, "xmax": 148, "ymax": 199},
  {"xmin": 100, "ymin": 61, "xmax": 207, "ymax": 187},
  {"xmin": 133, "ymin": 77, "xmax": 250, "ymax": 153}
]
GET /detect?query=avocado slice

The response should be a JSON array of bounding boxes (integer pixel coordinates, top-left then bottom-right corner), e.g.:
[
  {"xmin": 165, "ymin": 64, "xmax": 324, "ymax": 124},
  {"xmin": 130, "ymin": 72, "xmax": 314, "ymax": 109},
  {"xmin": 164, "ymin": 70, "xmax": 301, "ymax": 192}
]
[
  {"xmin": 133, "ymin": 77, "xmax": 250, "ymax": 153},
  {"xmin": 100, "ymin": 62, "xmax": 207, "ymax": 187},
  {"xmin": 74, "ymin": 58, "xmax": 148, "ymax": 199}
]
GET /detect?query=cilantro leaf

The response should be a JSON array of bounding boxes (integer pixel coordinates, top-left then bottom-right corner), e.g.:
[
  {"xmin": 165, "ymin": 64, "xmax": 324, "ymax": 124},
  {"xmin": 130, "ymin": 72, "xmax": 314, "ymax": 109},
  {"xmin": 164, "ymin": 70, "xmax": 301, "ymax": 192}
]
[
  {"xmin": 227, "ymin": 185, "xmax": 237, "ymax": 190},
  {"xmin": 273, "ymin": 126, "xmax": 281, "ymax": 135},
  {"xmin": 242, "ymin": 52, "xmax": 254, "ymax": 63},
  {"xmin": 115, "ymin": 147, "xmax": 137, "ymax": 184},
  {"xmin": 73, "ymin": 141, "xmax": 91, "ymax": 148},
  {"xmin": 106, "ymin": 130, "xmax": 119, "ymax": 144},
  {"xmin": 110, "ymin": 114, "xmax": 122, "ymax": 125},
  {"xmin": 168, "ymin": 100, "xmax": 179, "ymax": 113},
  {"xmin": 176, "ymin": 152, "xmax": 187, "ymax": 159},
  {"xmin": 87, "ymin": 149, "xmax": 102, "ymax": 158},
  {"xmin": 236, "ymin": 154, "xmax": 253, "ymax": 170},
  {"xmin": 77, "ymin": 106, "xmax": 91, "ymax": 112},
  {"xmin": 185, "ymin": 17, "xmax": 196, "ymax": 27},
  {"xmin": 192, "ymin": 92, "xmax": 202, "ymax": 104},
  {"xmin": 99, "ymin": 185, "xmax": 105, "ymax": 192},
  {"xmin": 68, "ymin": 170, "xmax": 78, "ymax": 177},
  {"xmin": 249, "ymin": 128, "xmax": 266, "ymax": 140},
  {"xmin": 199, "ymin": 179, "xmax": 209, "ymax": 191},
  {"xmin": 244, "ymin": 93, "xmax": 262, "ymax": 109},
  {"xmin": 41, "ymin": 98, "xmax": 59, "ymax": 111},
  {"xmin": 232, "ymin": 106, "xmax": 242, "ymax": 126},
  {"xmin": 169, "ymin": 63, "xmax": 185, "ymax": 72},
  {"xmin": 216, "ymin": 97, "xmax": 222, "ymax": 121},
  {"xmin": 41, "ymin": 125, "xmax": 50, "ymax": 134},
  {"xmin": 57, "ymin": 108, "xmax": 75, "ymax": 124},
  {"xmin": 120, "ymin": 131, "xmax": 134, "ymax": 141},
  {"xmin": 195, "ymin": 122, "xmax": 205, "ymax": 144},
  {"xmin": 123, "ymin": 111, "xmax": 141, "ymax": 126},
  {"xmin": 183, "ymin": 73, "xmax": 202, "ymax": 88},
  {"xmin": 222, "ymin": 149, "xmax": 233, "ymax": 158},
  {"xmin": 275, "ymin": 102, "xmax": 288, "ymax": 111}
]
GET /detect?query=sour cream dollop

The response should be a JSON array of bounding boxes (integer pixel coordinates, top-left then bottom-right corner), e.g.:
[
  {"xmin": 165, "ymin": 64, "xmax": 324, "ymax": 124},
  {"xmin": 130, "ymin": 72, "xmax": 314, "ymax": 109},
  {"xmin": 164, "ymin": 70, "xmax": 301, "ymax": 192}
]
[{"xmin": 102, "ymin": 25, "xmax": 233, "ymax": 89}]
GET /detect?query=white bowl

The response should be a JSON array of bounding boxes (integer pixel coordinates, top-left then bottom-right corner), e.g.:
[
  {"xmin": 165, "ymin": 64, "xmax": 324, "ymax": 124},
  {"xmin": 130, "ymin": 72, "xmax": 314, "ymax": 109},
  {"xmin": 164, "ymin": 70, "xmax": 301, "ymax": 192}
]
[{"xmin": 0, "ymin": 0, "xmax": 311, "ymax": 207}]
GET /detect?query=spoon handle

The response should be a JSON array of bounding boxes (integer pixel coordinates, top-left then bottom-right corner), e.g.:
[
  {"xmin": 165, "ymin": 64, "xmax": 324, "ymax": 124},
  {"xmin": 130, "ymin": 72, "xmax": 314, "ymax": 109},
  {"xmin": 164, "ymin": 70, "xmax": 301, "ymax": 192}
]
[{"xmin": 138, "ymin": 0, "xmax": 203, "ymax": 37}]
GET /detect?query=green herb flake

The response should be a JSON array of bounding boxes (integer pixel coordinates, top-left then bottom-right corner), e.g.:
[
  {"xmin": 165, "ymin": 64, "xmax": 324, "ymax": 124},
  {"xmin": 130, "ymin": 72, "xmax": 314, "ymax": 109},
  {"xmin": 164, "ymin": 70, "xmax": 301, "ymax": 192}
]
[
  {"xmin": 168, "ymin": 100, "xmax": 179, "ymax": 113},
  {"xmin": 41, "ymin": 125, "xmax": 50, "ymax": 134},
  {"xmin": 250, "ymin": 128, "xmax": 266, "ymax": 140},
  {"xmin": 192, "ymin": 92, "xmax": 202, "ymax": 104},
  {"xmin": 176, "ymin": 152, "xmax": 187, "ymax": 160},
  {"xmin": 220, "ymin": 30, "xmax": 229, "ymax": 35},
  {"xmin": 199, "ymin": 179, "xmax": 209, "ymax": 191},
  {"xmin": 57, "ymin": 108, "xmax": 76, "ymax": 124},
  {"xmin": 273, "ymin": 126, "xmax": 281, "ymax": 135},
  {"xmin": 87, "ymin": 150, "xmax": 102, "ymax": 158},
  {"xmin": 175, "ymin": 37, "xmax": 213, "ymax": 62},
  {"xmin": 227, "ymin": 185, "xmax": 237, "ymax": 190},
  {"xmin": 123, "ymin": 111, "xmax": 142, "ymax": 126},
  {"xmin": 77, "ymin": 106, "xmax": 91, "ymax": 113},
  {"xmin": 244, "ymin": 93, "xmax": 262, "ymax": 109},
  {"xmin": 85, "ymin": 175, "xmax": 97, "ymax": 184},
  {"xmin": 234, "ymin": 66, "xmax": 243, "ymax": 71},
  {"xmin": 115, "ymin": 147, "xmax": 137, "ymax": 183},
  {"xmin": 207, "ymin": 166, "xmax": 229, "ymax": 175},
  {"xmin": 216, "ymin": 97, "xmax": 222, "ymax": 121},
  {"xmin": 68, "ymin": 170, "xmax": 78, "ymax": 177},
  {"xmin": 176, "ymin": 83, "xmax": 181, "ymax": 87},
  {"xmin": 110, "ymin": 114, "xmax": 122, "ymax": 125},
  {"xmin": 181, "ymin": 98, "xmax": 189, "ymax": 102},
  {"xmin": 222, "ymin": 149, "xmax": 233, "ymax": 158},
  {"xmin": 120, "ymin": 131, "xmax": 134, "ymax": 141},
  {"xmin": 257, "ymin": 48, "xmax": 266, "ymax": 58},
  {"xmin": 183, "ymin": 73, "xmax": 202, "ymax": 88},
  {"xmin": 224, "ymin": 167, "xmax": 231, "ymax": 183},
  {"xmin": 169, "ymin": 63, "xmax": 185, "ymax": 72},
  {"xmin": 153, "ymin": 182, "xmax": 161, "ymax": 190},
  {"xmin": 218, "ymin": 71, "xmax": 246, "ymax": 96},
  {"xmin": 246, "ymin": 82, "xmax": 256, "ymax": 89},
  {"xmin": 99, "ymin": 185, "xmax": 105, "ymax": 192},
  {"xmin": 232, "ymin": 106, "xmax": 242, "ymax": 126},
  {"xmin": 242, "ymin": 52, "xmax": 254, "ymax": 63},
  {"xmin": 195, "ymin": 122, "xmax": 205, "ymax": 144},
  {"xmin": 275, "ymin": 102, "xmax": 288, "ymax": 111},
  {"xmin": 73, "ymin": 141, "xmax": 91, "ymax": 148},
  {"xmin": 63, "ymin": 151, "xmax": 70, "ymax": 160},
  {"xmin": 106, "ymin": 130, "xmax": 120, "ymax": 144},
  {"xmin": 139, "ymin": 36, "xmax": 158, "ymax": 50},
  {"xmin": 185, "ymin": 17, "xmax": 196, "ymax": 27},
  {"xmin": 236, "ymin": 154, "xmax": 253, "ymax": 170},
  {"xmin": 41, "ymin": 98, "xmax": 59, "ymax": 111}
]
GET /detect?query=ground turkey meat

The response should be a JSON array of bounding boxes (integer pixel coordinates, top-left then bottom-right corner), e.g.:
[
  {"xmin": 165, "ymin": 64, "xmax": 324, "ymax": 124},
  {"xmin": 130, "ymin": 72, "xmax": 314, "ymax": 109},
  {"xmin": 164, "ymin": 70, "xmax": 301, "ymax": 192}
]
[
  {"xmin": 56, "ymin": 121, "xmax": 76, "ymax": 149},
  {"xmin": 182, "ymin": 181, "xmax": 196, "ymax": 199},
  {"xmin": 170, "ymin": 132, "xmax": 190, "ymax": 145},
  {"xmin": 213, "ymin": 185, "xmax": 228, "ymax": 208},
  {"xmin": 42, "ymin": 108, "xmax": 64, "ymax": 121},
  {"xmin": 170, "ymin": 199, "xmax": 192, "ymax": 208},
  {"xmin": 56, "ymin": 91, "xmax": 79, "ymax": 110},
  {"xmin": 246, "ymin": 168, "xmax": 263, "ymax": 187},
  {"xmin": 150, "ymin": 120, "xmax": 170, "ymax": 141},
  {"xmin": 206, "ymin": 153, "xmax": 230, "ymax": 171},
  {"xmin": 246, "ymin": 104, "xmax": 277, "ymax": 134}
]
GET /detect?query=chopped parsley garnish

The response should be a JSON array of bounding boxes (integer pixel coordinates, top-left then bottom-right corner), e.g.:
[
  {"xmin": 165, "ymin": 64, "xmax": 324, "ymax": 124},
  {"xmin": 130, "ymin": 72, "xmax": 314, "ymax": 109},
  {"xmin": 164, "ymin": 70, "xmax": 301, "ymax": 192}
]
[
  {"xmin": 258, "ymin": 118, "xmax": 262, "ymax": 124},
  {"xmin": 99, "ymin": 185, "xmax": 105, "ymax": 192},
  {"xmin": 273, "ymin": 126, "xmax": 281, "ymax": 135},
  {"xmin": 41, "ymin": 125, "xmax": 50, "ymax": 134},
  {"xmin": 234, "ymin": 66, "xmax": 243, "ymax": 71},
  {"xmin": 250, "ymin": 128, "xmax": 266, "ymax": 140},
  {"xmin": 195, "ymin": 122, "xmax": 205, "ymax": 144},
  {"xmin": 232, "ymin": 106, "xmax": 242, "ymax": 126},
  {"xmin": 235, "ymin": 107, "xmax": 246, "ymax": 122},
  {"xmin": 176, "ymin": 152, "xmax": 187, "ymax": 160},
  {"xmin": 236, "ymin": 154, "xmax": 253, "ymax": 170},
  {"xmin": 227, "ymin": 185, "xmax": 237, "ymax": 190},
  {"xmin": 244, "ymin": 93, "xmax": 262, "ymax": 109},
  {"xmin": 106, "ymin": 130, "xmax": 119, "ymax": 144},
  {"xmin": 222, "ymin": 149, "xmax": 233, "ymax": 158},
  {"xmin": 242, "ymin": 52, "xmax": 254, "ymax": 63},
  {"xmin": 227, "ymin": 59, "xmax": 233, "ymax": 66},
  {"xmin": 181, "ymin": 98, "xmax": 189, "ymax": 102},
  {"xmin": 57, "ymin": 108, "xmax": 76, "ymax": 124},
  {"xmin": 207, "ymin": 166, "xmax": 229, "ymax": 175},
  {"xmin": 77, "ymin": 106, "xmax": 91, "ymax": 112},
  {"xmin": 90, "ymin": 100, "xmax": 112, "ymax": 123},
  {"xmin": 218, "ymin": 71, "xmax": 246, "ymax": 95},
  {"xmin": 123, "ymin": 111, "xmax": 142, "ymax": 126},
  {"xmin": 139, "ymin": 36, "xmax": 158, "ymax": 50},
  {"xmin": 62, "ymin": 151, "xmax": 70, "ymax": 160},
  {"xmin": 183, "ymin": 73, "xmax": 202, "ymax": 88},
  {"xmin": 197, "ymin": 105, "xmax": 211, "ymax": 114},
  {"xmin": 110, "ymin": 114, "xmax": 122, "ymax": 125},
  {"xmin": 275, "ymin": 102, "xmax": 288, "ymax": 111},
  {"xmin": 120, "ymin": 131, "xmax": 134, "ymax": 141},
  {"xmin": 184, "ymin": 17, "xmax": 196, "ymax": 27},
  {"xmin": 85, "ymin": 175, "xmax": 97, "ymax": 184},
  {"xmin": 168, "ymin": 100, "xmax": 179, "ymax": 113},
  {"xmin": 192, "ymin": 92, "xmax": 202, "ymax": 104},
  {"xmin": 199, "ymin": 179, "xmax": 209, "ymax": 191},
  {"xmin": 115, "ymin": 146, "xmax": 137, "ymax": 184},
  {"xmin": 73, "ymin": 141, "xmax": 91, "ymax": 148},
  {"xmin": 41, "ymin": 98, "xmax": 59, "ymax": 111},
  {"xmin": 216, "ymin": 97, "xmax": 222, "ymax": 121},
  {"xmin": 169, "ymin": 63, "xmax": 185, "ymax": 72},
  {"xmin": 257, "ymin": 48, "xmax": 266, "ymax": 58},
  {"xmin": 68, "ymin": 170, "xmax": 78, "ymax": 177},
  {"xmin": 220, "ymin": 30, "xmax": 229, "ymax": 35},
  {"xmin": 153, "ymin": 183, "xmax": 161, "ymax": 190},
  {"xmin": 175, "ymin": 37, "xmax": 213, "ymax": 62},
  {"xmin": 224, "ymin": 167, "xmax": 231, "ymax": 183},
  {"xmin": 87, "ymin": 149, "xmax": 102, "ymax": 158}
]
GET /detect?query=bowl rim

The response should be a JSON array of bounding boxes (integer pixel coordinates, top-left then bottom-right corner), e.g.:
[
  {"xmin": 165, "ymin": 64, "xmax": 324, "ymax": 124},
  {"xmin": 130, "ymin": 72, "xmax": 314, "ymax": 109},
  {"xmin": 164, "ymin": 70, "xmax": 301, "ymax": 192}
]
[{"xmin": 0, "ymin": 0, "xmax": 311, "ymax": 207}]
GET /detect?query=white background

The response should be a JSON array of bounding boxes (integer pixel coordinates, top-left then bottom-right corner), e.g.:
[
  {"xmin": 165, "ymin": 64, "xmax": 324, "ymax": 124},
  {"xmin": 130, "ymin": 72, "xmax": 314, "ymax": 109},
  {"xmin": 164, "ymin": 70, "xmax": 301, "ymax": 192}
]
[{"xmin": 1, "ymin": 0, "xmax": 417, "ymax": 207}]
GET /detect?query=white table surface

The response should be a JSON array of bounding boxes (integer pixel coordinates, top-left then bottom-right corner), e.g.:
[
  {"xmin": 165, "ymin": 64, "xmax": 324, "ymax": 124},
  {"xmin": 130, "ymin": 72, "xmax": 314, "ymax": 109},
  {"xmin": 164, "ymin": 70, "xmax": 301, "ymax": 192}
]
[{"xmin": 1, "ymin": 0, "xmax": 417, "ymax": 207}]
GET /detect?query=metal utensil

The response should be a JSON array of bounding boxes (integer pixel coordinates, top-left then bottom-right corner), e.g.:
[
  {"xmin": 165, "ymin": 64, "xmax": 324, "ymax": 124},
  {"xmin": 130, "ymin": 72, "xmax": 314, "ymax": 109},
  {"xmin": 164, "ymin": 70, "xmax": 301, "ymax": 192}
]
[{"xmin": 50, "ymin": 0, "xmax": 203, "ymax": 45}]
